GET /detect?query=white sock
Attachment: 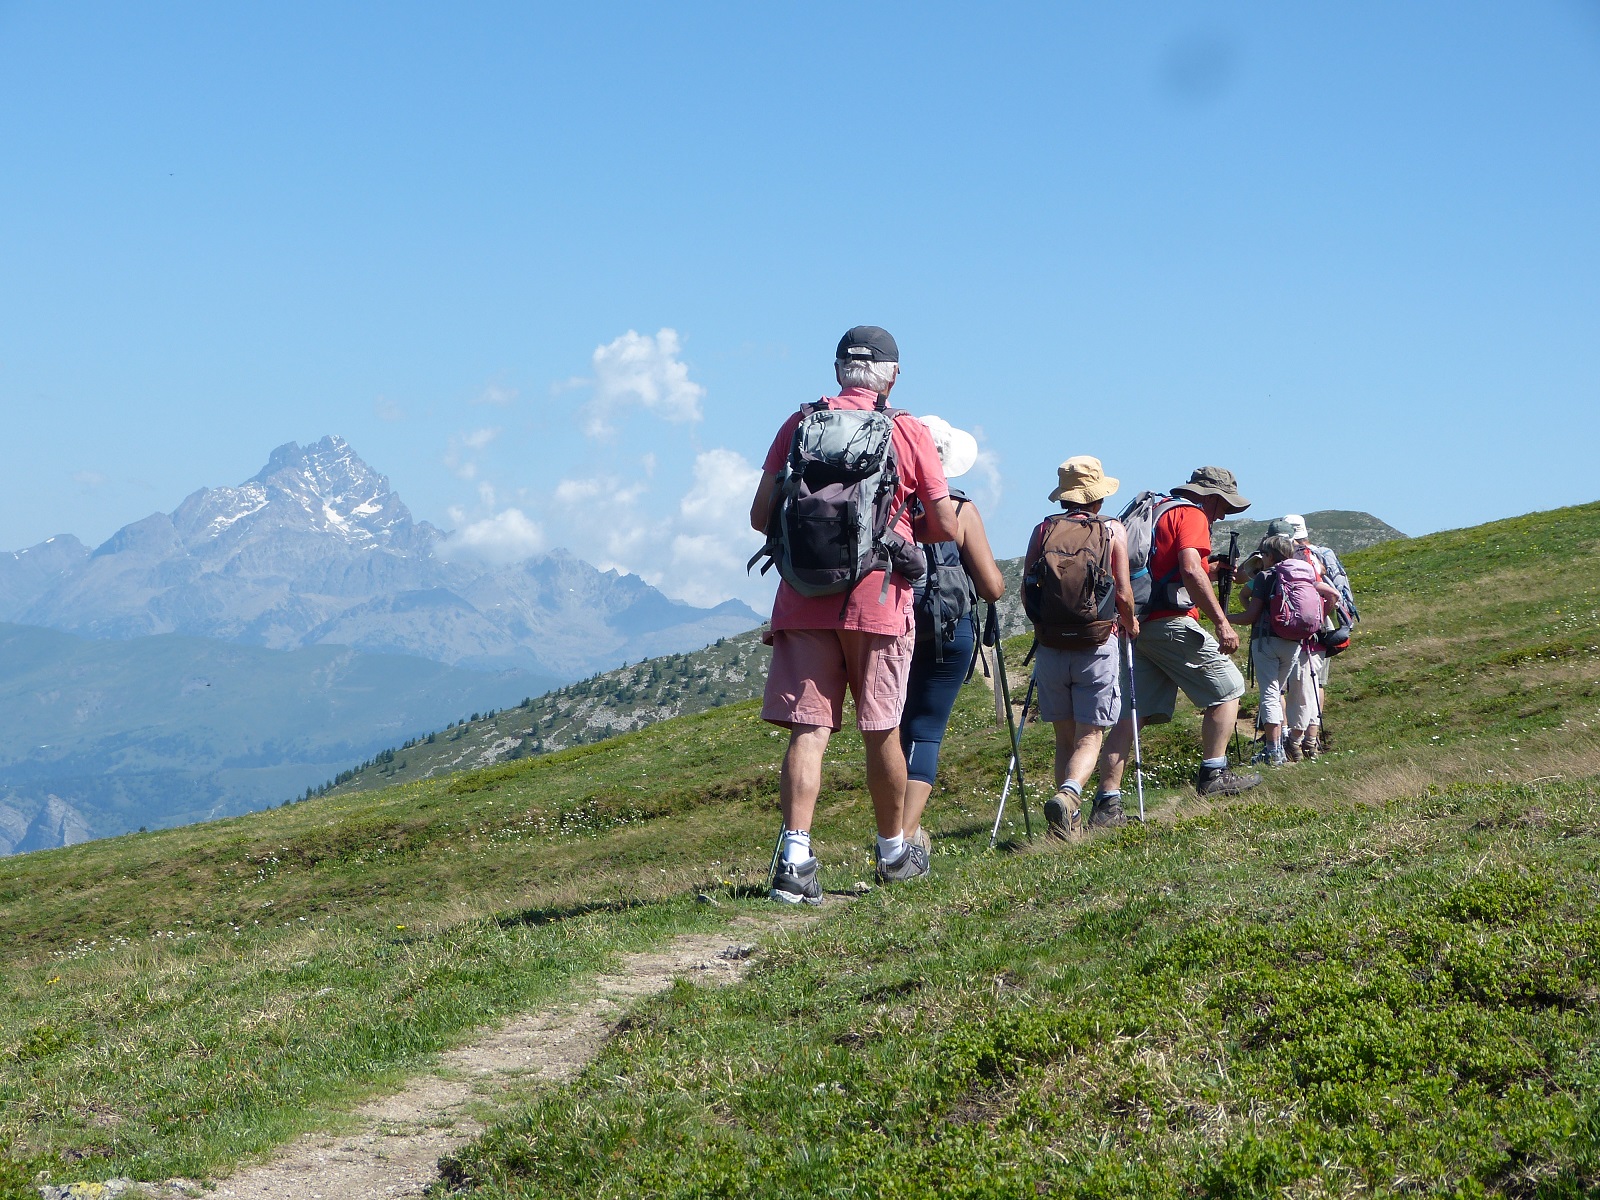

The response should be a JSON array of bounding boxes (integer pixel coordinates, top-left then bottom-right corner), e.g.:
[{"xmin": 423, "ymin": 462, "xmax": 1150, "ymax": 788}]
[
  {"xmin": 876, "ymin": 832, "xmax": 904, "ymax": 862},
  {"xmin": 1202, "ymin": 756, "xmax": 1228, "ymax": 770},
  {"xmin": 782, "ymin": 830, "xmax": 812, "ymax": 864},
  {"xmin": 1057, "ymin": 780, "xmax": 1082, "ymax": 797}
]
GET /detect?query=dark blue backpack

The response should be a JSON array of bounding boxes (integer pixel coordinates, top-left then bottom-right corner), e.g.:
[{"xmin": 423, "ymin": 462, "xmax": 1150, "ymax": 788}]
[{"xmin": 911, "ymin": 494, "xmax": 977, "ymax": 655}]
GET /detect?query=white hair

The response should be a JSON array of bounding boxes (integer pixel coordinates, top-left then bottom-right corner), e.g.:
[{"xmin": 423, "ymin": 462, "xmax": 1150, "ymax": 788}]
[{"xmin": 835, "ymin": 358, "xmax": 899, "ymax": 393}]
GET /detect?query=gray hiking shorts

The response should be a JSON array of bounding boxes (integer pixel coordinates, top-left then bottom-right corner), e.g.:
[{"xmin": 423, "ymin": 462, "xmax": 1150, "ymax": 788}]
[
  {"xmin": 1034, "ymin": 638, "xmax": 1121, "ymax": 727},
  {"xmin": 1121, "ymin": 616, "xmax": 1246, "ymax": 724},
  {"xmin": 1251, "ymin": 634, "xmax": 1314, "ymax": 729}
]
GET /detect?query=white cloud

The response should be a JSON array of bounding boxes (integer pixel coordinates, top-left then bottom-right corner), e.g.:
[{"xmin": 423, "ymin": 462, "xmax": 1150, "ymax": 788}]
[
  {"xmin": 373, "ymin": 396, "xmax": 406, "ymax": 422},
  {"xmin": 678, "ymin": 448, "xmax": 762, "ymax": 530},
  {"xmin": 444, "ymin": 427, "xmax": 500, "ymax": 481},
  {"xmin": 473, "ymin": 383, "xmax": 518, "ymax": 407},
  {"xmin": 443, "ymin": 507, "xmax": 547, "ymax": 563},
  {"xmin": 666, "ymin": 450, "xmax": 766, "ymax": 605},
  {"xmin": 968, "ymin": 447, "xmax": 1003, "ymax": 510},
  {"xmin": 72, "ymin": 470, "xmax": 107, "ymax": 488},
  {"xmin": 553, "ymin": 477, "xmax": 605, "ymax": 505},
  {"xmin": 542, "ymin": 449, "xmax": 768, "ymax": 608},
  {"xmin": 583, "ymin": 328, "xmax": 705, "ymax": 438}
]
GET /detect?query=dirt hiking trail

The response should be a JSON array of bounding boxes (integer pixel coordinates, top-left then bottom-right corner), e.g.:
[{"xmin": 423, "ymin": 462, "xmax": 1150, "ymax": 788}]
[{"xmin": 199, "ymin": 910, "xmax": 815, "ymax": 1199}]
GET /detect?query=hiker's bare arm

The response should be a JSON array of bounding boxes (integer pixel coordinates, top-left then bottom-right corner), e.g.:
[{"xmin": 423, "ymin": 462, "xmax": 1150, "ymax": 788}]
[
  {"xmin": 955, "ymin": 503, "xmax": 1006, "ymax": 603},
  {"xmin": 919, "ymin": 495, "xmax": 959, "ymax": 543},
  {"xmin": 1315, "ymin": 581, "xmax": 1341, "ymax": 610},
  {"xmin": 1231, "ymin": 593, "xmax": 1265, "ymax": 627},
  {"xmin": 750, "ymin": 471, "xmax": 779, "ymax": 533},
  {"xmin": 1109, "ymin": 522, "xmax": 1139, "ymax": 639},
  {"xmin": 1180, "ymin": 546, "xmax": 1239, "ymax": 653}
]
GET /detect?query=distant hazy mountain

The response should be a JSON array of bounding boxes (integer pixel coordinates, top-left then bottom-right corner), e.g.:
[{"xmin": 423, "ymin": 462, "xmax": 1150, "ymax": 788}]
[
  {"xmin": 1213, "ymin": 510, "xmax": 1406, "ymax": 556},
  {"xmin": 0, "ymin": 622, "xmax": 554, "ymax": 854},
  {"xmin": 0, "ymin": 435, "xmax": 761, "ymax": 678}
]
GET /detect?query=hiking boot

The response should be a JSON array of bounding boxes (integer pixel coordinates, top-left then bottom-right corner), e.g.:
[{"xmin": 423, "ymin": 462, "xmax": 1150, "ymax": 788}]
[
  {"xmin": 1252, "ymin": 743, "xmax": 1288, "ymax": 767},
  {"xmin": 875, "ymin": 842, "xmax": 930, "ymax": 885},
  {"xmin": 770, "ymin": 857, "xmax": 822, "ymax": 906},
  {"xmin": 1088, "ymin": 792, "xmax": 1127, "ymax": 829},
  {"xmin": 1044, "ymin": 788, "xmax": 1083, "ymax": 841},
  {"xmin": 1303, "ymin": 728, "xmax": 1321, "ymax": 761},
  {"xmin": 1284, "ymin": 735, "xmax": 1304, "ymax": 763},
  {"xmin": 1194, "ymin": 764, "xmax": 1262, "ymax": 797}
]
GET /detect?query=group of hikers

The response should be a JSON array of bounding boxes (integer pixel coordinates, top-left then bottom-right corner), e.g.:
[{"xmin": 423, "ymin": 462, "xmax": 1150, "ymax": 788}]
[{"xmin": 748, "ymin": 326, "xmax": 1359, "ymax": 905}]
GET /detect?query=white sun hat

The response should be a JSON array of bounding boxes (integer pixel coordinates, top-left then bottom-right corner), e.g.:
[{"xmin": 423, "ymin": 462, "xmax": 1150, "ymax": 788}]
[
  {"xmin": 1283, "ymin": 513, "xmax": 1310, "ymax": 541},
  {"xmin": 917, "ymin": 415, "xmax": 979, "ymax": 479}
]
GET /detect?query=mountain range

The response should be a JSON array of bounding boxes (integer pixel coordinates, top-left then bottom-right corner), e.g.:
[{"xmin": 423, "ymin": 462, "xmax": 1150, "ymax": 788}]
[
  {"xmin": 0, "ymin": 436, "xmax": 762, "ymax": 852},
  {"xmin": 0, "ymin": 436, "xmax": 760, "ymax": 678}
]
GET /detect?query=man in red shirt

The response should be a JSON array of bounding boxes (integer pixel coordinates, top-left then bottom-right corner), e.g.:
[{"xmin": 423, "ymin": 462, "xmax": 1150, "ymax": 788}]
[
  {"xmin": 749, "ymin": 326, "xmax": 958, "ymax": 905},
  {"xmin": 1094, "ymin": 466, "xmax": 1261, "ymax": 816}
]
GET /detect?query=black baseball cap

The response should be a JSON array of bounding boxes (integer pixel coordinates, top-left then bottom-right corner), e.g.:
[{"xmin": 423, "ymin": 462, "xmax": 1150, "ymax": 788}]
[{"xmin": 835, "ymin": 325, "xmax": 899, "ymax": 363}]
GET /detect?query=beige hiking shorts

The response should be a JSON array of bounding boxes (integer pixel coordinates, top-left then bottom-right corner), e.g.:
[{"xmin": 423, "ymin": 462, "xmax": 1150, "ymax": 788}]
[{"xmin": 1121, "ymin": 616, "xmax": 1246, "ymax": 724}]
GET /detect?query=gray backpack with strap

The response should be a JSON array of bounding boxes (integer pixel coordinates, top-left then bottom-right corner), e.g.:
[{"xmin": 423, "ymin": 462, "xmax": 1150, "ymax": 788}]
[
  {"xmin": 1311, "ymin": 544, "xmax": 1359, "ymax": 623},
  {"xmin": 748, "ymin": 397, "xmax": 924, "ymax": 607},
  {"xmin": 1116, "ymin": 490, "xmax": 1201, "ymax": 615}
]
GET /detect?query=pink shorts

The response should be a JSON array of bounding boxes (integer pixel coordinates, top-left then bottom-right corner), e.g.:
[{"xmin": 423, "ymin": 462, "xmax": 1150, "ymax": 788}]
[{"xmin": 761, "ymin": 628, "xmax": 915, "ymax": 732}]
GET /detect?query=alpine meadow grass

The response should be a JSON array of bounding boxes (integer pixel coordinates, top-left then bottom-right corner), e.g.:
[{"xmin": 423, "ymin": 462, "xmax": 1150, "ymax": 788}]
[{"xmin": 1, "ymin": 501, "xmax": 1597, "ymax": 1197}]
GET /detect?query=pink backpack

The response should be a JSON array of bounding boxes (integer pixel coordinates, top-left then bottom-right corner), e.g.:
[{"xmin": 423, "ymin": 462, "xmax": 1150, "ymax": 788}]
[{"xmin": 1268, "ymin": 558, "xmax": 1324, "ymax": 642}]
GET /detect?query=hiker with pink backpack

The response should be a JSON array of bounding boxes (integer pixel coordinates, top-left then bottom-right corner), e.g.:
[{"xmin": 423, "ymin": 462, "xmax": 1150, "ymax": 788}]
[{"xmin": 1229, "ymin": 534, "xmax": 1343, "ymax": 766}]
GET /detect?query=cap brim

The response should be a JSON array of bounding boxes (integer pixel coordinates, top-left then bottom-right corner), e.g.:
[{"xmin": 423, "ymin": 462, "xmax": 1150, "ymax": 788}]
[
  {"xmin": 1048, "ymin": 475, "xmax": 1119, "ymax": 505},
  {"xmin": 1174, "ymin": 483, "xmax": 1250, "ymax": 512}
]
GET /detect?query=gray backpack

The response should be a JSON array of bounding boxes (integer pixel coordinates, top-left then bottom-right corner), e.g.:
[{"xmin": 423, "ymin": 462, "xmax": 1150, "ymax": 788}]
[
  {"xmin": 1311, "ymin": 545, "xmax": 1360, "ymax": 623},
  {"xmin": 1116, "ymin": 490, "xmax": 1200, "ymax": 615},
  {"xmin": 748, "ymin": 398, "xmax": 924, "ymax": 608}
]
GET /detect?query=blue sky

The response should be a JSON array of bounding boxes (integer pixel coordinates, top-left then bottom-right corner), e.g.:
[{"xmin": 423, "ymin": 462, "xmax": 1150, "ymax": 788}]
[{"xmin": 2, "ymin": 2, "xmax": 1597, "ymax": 609}]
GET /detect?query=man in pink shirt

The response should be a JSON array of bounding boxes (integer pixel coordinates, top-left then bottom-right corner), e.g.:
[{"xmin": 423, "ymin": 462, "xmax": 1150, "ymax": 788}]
[{"xmin": 749, "ymin": 326, "xmax": 959, "ymax": 904}]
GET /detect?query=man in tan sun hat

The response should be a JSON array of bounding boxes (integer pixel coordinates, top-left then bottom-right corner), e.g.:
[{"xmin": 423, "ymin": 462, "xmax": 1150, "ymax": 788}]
[
  {"xmin": 1096, "ymin": 465, "xmax": 1262, "ymax": 808},
  {"xmin": 1020, "ymin": 456, "xmax": 1139, "ymax": 839}
]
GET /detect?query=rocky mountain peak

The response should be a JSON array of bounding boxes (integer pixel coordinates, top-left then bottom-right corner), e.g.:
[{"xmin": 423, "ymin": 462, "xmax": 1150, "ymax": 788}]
[{"xmin": 173, "ymin": 434, "xmax": 415, "ymax": 548}]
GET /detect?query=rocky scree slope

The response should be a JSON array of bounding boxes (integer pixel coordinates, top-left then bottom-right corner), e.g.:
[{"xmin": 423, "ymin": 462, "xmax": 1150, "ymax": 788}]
[{"xmin": 319, "ymin": 629, "xmax": 774, "ymax": 798}]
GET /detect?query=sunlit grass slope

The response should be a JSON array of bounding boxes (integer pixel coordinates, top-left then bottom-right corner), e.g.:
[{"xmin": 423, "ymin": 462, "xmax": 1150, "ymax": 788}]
[
  {"xmin": 441, "ymin": 500, "xmax": 1600, "ymax": 1199},
  {"xmin": 1, "ymin": 501, "xmax": 1597, "ymax": 1197}
]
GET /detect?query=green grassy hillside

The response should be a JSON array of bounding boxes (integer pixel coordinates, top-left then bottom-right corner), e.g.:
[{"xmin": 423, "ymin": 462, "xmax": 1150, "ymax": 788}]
[{"xmin": 1, "ymin": 502, "xmax": 1597, "ymax": 1197}]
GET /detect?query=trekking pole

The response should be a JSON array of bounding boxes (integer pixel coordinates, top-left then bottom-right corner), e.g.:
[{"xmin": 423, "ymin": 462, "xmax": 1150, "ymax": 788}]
[
  {"xmin": 988, "ymin": 674, "xmax": 1037, "ymax": 848},
  {"xmin": 1124, "ymin": 633, "xmax": 1146, "ymax": 823},
  {"xmin": 991, "ymin": 636, "xmax": 1035, "ymax": 845},
  {"xmin": 765, "ymin": 821, "xmax": 786, "ymax": 892}
]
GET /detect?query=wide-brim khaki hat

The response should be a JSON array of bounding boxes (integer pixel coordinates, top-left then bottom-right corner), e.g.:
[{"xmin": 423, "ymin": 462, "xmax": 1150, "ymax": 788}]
[
  {"xmin": 1172, "ymin": 465, "xmax": 1250, "ymax": 513},
  {"xmin": 1048, "ymin": 455, "xmax": 1119, "ymax": 505},
  {"xmin": 918, "ymin": 415, "xmax": 979, "ymax": 479}
]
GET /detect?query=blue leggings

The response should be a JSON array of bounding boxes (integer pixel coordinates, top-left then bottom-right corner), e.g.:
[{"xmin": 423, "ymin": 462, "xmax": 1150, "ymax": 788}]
[{"xmin": 900, "ymin": 615, "xmax": 978, "ymax": 786}]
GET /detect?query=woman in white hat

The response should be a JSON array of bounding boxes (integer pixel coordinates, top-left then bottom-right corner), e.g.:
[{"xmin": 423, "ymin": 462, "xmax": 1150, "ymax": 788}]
[{"xmin": 899, "ymin": 417, "xmax": 1006, "ymax": 855}]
